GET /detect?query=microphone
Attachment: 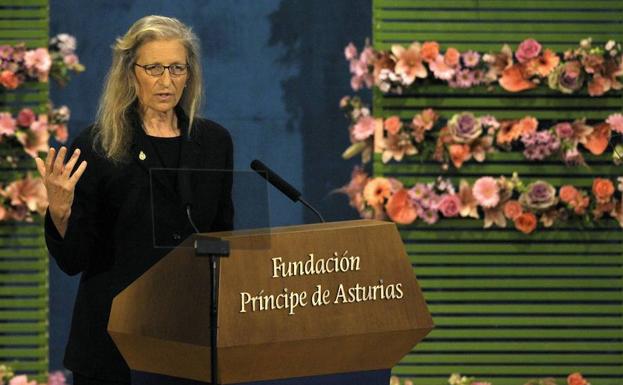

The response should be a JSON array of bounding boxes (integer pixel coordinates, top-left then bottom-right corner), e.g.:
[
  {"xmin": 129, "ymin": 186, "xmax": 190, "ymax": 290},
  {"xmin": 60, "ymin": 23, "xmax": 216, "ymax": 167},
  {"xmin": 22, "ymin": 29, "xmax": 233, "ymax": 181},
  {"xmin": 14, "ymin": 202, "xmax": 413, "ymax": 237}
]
[
  {"xmin": 250, "ymin": 159, "xmax": 325, "ymax": 223},
  {"xmin": 178, "ymin": 169, "xmax": 200, "ymax": 233}
]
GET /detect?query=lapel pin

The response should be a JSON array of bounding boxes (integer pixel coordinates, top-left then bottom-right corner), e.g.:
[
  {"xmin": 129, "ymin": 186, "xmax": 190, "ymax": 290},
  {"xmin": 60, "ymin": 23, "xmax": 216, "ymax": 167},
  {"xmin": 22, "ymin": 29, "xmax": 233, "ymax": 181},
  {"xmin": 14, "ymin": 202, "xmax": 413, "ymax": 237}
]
[{"xmin": 139, "ymin": 151, "xmax": 146, "ymax": 161}]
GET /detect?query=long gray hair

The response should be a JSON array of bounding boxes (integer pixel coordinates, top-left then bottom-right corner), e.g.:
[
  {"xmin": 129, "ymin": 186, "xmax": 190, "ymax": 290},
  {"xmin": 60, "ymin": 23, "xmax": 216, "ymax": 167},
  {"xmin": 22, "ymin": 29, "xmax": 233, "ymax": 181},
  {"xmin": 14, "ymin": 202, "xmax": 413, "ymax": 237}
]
[{"xmin": 94, "ymin": 15, "xmax": 202, "ymax": 162}]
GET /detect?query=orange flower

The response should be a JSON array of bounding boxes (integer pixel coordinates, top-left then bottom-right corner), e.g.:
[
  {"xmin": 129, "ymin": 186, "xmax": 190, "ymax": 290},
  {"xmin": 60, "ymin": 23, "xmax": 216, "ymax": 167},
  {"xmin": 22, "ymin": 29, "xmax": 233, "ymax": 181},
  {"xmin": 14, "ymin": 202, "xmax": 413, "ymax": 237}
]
[
  {"xmin": 444, "ymin": 47, "xmax": 460, "ymax": 67},
  {"xmin": 526, "ymin": 49, "xmax": 560, "ymax": 77},
  {"xmin": 0, "ymin": 70, "xmax": 19, "ymax": 89},
  {"xmin": 363, "ymin": 177, "xmax": 392, "ymax": 206},
  {"xmin": 496, "ymin": 117, "xmax": 537, "ymax": 145},
  {"xmin": 583, "ymin": 122, "xmax": 610, "ymax": 155},
  {"xmin": 572, "ymin": 195, "xmax": 590, "ymax": 215},
  {"xmin": 383, "ymin": 116, "xmax": 403, "ymax": 135},
  {"xmin": 448, "ymin": 144, "xmax": 471, "ymax": 168},
  {"xmin": 385, "ymin": 189, "xmax": 417, "ymax": 224},
  {"xmin": 499, "ymin": 64, "xmax": 537, "ymax": 92},
  {"xmin": 514, "ymin": 212, "xmax": 537, "ymax": 234},
  {"xmin": 567, "ymin": 372, "xmax": 588, "ymax": 385},
  {"xmin": 559, "ymin": 185, "xmax": 579, "ymax": 203},
  {"xmin": 592, "ymin": 178, "xmax": 614, "ymax": 203},
  {"xmin": 421, "ymin": 41, "xmax": 439, "ymax": 63},
  {"xmin": 503, "ymin": 200, "xmax": 523, "ymax": 220}
]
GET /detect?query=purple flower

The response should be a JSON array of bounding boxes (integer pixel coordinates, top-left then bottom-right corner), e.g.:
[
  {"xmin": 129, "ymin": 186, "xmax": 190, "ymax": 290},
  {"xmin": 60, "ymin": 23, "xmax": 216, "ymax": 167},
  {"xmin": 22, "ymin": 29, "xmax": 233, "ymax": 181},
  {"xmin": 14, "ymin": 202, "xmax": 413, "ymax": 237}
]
[
  {"xmin": 448, "ymin": 112, "xmax": 482, "ymax": 143},
  {"xmin": 521, "ymin": 130, "xmax": 560, "ymax": 160},
  {"xmin": 453, "ymin": 69, "xmax": 477, "ymax": 88},
  {"xmin": 421, "ymin": 209, "xmax": 439, "ymax": 224},
  {"xmin": 519, "ymin": 180, "xmax": 558, "ymax": 211}
]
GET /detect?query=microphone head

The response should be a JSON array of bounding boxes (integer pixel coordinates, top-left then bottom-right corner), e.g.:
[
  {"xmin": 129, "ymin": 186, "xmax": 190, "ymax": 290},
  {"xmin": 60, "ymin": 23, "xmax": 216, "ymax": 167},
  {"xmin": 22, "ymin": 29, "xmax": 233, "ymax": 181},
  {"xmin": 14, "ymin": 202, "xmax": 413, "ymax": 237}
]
[{"xmin": 249, "ymin": 159, "xmax": 301, "ymax": 202}]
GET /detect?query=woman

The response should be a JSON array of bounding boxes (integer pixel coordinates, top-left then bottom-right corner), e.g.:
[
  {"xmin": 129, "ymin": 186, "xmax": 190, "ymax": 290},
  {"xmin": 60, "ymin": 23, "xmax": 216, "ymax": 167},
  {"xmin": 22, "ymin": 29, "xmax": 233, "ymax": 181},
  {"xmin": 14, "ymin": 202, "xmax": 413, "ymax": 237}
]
[{"xmin": 36, "ymin": 16, "xmax": 233, "ymax": 385}]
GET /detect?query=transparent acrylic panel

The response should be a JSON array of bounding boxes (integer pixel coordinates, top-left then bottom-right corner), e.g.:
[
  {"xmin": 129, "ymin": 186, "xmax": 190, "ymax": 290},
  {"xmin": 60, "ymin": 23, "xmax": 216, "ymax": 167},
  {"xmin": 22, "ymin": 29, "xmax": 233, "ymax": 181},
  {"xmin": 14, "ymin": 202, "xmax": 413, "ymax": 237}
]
[{"xmin": 149, "ymin": 168, "xmax": 270, "ymax": 250}]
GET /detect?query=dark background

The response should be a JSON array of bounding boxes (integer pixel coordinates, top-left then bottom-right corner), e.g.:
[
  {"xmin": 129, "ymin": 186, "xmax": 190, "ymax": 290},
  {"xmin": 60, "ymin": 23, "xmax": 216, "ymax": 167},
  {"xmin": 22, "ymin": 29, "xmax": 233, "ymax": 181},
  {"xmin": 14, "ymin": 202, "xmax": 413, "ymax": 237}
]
[{"xmin": 49, "ymin": 0, "xmax": 371, "ymax": 371}]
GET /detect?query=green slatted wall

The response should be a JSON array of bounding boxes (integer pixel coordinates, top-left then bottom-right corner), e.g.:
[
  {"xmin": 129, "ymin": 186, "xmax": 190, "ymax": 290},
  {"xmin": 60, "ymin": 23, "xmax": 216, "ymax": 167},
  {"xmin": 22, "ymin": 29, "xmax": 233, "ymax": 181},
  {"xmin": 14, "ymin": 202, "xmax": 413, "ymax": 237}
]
[
  {"xmin": 0, "ymin": 0, "xmax": 49, "ymax": 382},
  {"xmin": 372, "ymin": 1, "xmax": 623, "ymax": 385}
]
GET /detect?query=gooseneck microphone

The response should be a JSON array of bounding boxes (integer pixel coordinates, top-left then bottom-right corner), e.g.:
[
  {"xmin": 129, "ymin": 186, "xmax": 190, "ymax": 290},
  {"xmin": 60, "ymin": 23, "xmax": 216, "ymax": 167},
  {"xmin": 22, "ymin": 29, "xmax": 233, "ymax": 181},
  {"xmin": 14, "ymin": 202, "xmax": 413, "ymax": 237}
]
[{"xmin": 250, "ymin": 159, "xmax": 325, "ymax": 223}]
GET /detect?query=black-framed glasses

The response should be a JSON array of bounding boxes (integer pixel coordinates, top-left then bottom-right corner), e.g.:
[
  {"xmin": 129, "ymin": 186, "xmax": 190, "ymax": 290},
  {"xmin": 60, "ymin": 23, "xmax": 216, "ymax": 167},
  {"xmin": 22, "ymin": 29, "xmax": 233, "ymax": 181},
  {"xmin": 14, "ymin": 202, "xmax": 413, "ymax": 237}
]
[{"xmin": 134, "ymin": 63, "xmax": 189, "ymax": 77}]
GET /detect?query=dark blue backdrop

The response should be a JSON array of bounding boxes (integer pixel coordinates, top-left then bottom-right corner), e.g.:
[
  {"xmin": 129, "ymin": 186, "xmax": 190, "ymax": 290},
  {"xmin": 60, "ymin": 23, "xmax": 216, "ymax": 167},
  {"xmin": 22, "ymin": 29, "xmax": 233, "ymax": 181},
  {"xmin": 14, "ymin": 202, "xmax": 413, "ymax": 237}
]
[{"xmin": 49, "ymin": 0, "xmax": 371, "ymax": 372}]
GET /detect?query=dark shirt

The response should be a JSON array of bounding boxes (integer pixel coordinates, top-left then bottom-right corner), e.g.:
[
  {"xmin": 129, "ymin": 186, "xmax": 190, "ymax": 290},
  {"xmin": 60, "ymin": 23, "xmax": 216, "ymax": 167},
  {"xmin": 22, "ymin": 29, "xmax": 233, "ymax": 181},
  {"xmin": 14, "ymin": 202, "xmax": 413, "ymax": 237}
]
[{"xmin": 44, "ymin": 108, "xmax": 233, "ymax": 382}]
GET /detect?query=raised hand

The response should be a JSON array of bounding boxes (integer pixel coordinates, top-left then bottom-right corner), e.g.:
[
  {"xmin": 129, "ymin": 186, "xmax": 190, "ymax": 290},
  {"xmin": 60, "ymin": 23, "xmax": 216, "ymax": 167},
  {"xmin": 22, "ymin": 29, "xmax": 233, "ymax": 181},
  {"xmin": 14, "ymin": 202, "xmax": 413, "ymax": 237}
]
[{"xmin": 35, "ymin": 146, "xmax": 88, "ymax": 238}]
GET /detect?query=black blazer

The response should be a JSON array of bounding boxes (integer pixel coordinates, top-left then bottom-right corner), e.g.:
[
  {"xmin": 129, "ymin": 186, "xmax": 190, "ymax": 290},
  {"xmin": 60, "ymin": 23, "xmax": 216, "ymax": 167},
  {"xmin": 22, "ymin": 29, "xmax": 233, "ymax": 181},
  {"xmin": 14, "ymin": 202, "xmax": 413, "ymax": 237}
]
[{"xmin": 45, "ymin": 107, "xmax": 233, "ymax": 382}]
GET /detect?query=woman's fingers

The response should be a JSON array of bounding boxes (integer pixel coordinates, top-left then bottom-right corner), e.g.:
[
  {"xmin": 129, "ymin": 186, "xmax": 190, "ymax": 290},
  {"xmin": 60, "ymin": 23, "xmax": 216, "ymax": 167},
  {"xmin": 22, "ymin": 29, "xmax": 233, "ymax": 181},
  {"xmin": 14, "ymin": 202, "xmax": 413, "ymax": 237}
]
[
  {"xmin": 45, "ymin": 147, "xmax": 56, "ymax": 174},
  {"xmin": 53, "ymin": 146, "xmax": 68, "ymax": 175},
  {"xmin": 68, "ymin": 160, "xmax": 87, "ymax": 187},
  {"xmin": 62, "ymin": 149, "xmax": 81, "ymax": 176},
  {"xmin": 34, "ymin": 157, "xmax": 46, "ymax": 178}
]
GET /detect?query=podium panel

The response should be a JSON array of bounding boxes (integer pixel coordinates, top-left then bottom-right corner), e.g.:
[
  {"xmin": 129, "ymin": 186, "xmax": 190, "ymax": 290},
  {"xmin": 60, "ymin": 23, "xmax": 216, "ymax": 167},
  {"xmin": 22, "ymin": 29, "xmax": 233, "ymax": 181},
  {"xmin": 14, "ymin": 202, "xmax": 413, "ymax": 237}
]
[{"xmin": 109, "ymin": 220, "xmax": 433, "ymax": 384}]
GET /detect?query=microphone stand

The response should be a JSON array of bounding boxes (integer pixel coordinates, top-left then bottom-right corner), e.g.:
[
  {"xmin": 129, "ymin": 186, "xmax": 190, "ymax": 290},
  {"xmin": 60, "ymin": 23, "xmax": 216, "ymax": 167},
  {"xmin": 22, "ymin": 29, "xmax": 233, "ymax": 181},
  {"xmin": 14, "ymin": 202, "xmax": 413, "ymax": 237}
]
[{"xmin": 194, "ymin": 235, "xmax": 230, "ymax": 385}]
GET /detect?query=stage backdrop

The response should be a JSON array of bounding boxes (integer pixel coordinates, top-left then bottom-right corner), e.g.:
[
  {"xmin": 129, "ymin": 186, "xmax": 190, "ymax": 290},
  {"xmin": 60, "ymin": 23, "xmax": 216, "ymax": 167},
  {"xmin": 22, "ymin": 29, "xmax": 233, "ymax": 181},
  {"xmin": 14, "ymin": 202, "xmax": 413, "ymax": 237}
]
[
  {"xmin": 48, "ymin": 0, "xmax": 370, "ymax": 372},
  {"xmin": 0, "ymin": 0, "xmax": 49, "ymax": 383},
  {"xmin": 372, "ymin": 1, "xmax": 623, "ymax": 384}
]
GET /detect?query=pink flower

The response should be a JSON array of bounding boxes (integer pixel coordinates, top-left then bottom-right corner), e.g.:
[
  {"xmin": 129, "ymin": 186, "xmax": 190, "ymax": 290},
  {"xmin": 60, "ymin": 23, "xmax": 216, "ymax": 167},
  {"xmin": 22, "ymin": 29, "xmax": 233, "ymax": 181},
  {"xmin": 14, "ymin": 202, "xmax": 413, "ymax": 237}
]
[
  {"xmin": 344, "ymin": 43, "xmax": 358, "ymax": 60},
  {"xmin": 607, "ymin": 113, "xmax": 623, "ymax": 134},
  {"xmin": 8, "ymin": 374, "xmax": 37, "ymax": 385},
  {"xmin": 63, "ymin": 53, "xmax": 79, "ymax": 67},
  {"xmin": 473, "ymin": 177, "xmax": 500, "ymax": 208},
  {"xmin": 4, "ymin": 174, "xmax": 48, "ymax": 215},
  {"xmin": 461, "ymin": 50, "xmax": 481, "ymax": 67},
  {"xmin": 555, "ymin": 122, "xmax": 574, "ymax": 139},
  {"xmin": 17, "ymin": 108, "xmax": 36, "ymax": 127},
  {"xmin": 392, "ymin": 42, "xmax": 427, "ymax": 85},
  {"xmin": 24, "ymin": 48, "xmax": 51, "ymax": 72},
  {"xmin": 360, "ymin": 46, "xmax": 375, "ymax": 65},
  {"xmin": 438, "ymin": 194, "xmax": 461, "ymax": 217},
  {"xmin": 429, "ymin": 54, "xmax": 455, "ymax": 80},
  {"xmin": 384, "ymin": 116, "xmax": 403, "ymax": 135},
  {"xmin": 16, "ymin": 127, "xmax": 50, "ymax": 158},
  {"xmin": 516, "ymin": 38, "xmax": 542, "ymax": 63},
  {"xmin": 352, "ymin": 116, "xmax": 376, "ymax": 141},
  {"xmin": 30, "ymin": 114, "xmax": 48, "ymax": 132},
  {"xmin": 53, "ymin": 124, "xmax": 69, "ymax": 143},
  {"xmin": 0, "ymin": 112, "xmax": 16, "ymax": 136}
]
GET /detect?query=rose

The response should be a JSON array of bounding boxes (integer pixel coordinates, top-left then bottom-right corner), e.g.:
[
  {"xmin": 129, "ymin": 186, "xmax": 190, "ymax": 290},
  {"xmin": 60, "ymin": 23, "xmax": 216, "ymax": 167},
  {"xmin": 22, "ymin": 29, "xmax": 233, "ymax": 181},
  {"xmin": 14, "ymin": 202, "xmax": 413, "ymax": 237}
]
[
  {"xmin": 448, "ymin": 112, "xmax": 482, "ymax": 143},
  {"xmin": 421, "ymin": 41, "xmax": 439, "ymax": 63},
  {"xmin": 559, "ymin": 185, "xmax": 579, "ymax": 203},
  {"xmin": 16, "ymin": 108, "xmax": 36, "ymax": 128},
  {"xmin": 444, "ymin": 47, "xmax": 460, "ymax": 67},
  {"xmin": 555, "ymin": 122, "xmax": 574, "ymax": 139},
  {"xmin": 516, "ymin": 39, "xmax": 542, "ymax": 63},
  {"xmin": 519, "ymin": 181, "xmax": 558, "ymax": 211},
  {"xmin": 384, "ymin": 116, "xmax": 403, "ymax": 135},
  {"xmin": 438, "ymin": 194, "xmax": 461, "ymax": 217},
  {"xmin": 0, "ymin": 70, "xmax": 19, "ymax": 89},
  {"xmin": 503, "ymin": 200, "xmax": 523, "ymax": 220},
  {"xmin": 567, "ymin": 373, "xmax": 588, "ymax": 385},
  {"xmin": 514, "ymin": 212, "xmax": 537, "ymax": 234},
  {"xmin": 592, "ymin": 178, "xmax": 614, "ymax": 203}
]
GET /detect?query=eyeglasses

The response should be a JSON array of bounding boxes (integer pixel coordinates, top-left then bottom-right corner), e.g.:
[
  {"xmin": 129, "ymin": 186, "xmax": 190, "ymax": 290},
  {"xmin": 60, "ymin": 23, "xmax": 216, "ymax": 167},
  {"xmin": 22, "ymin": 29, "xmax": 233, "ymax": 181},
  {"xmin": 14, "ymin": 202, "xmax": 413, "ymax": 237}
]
[{"xmin": 134, "ymin": 63, "xmax": 189, "ymax": 77}]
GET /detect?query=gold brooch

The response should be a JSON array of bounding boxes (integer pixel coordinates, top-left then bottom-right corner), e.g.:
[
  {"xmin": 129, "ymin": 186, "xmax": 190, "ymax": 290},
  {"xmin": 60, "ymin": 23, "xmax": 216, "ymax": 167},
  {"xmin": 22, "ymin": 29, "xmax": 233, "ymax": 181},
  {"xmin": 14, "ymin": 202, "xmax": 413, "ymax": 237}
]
[{"xmin": 139, "ymin": 151, "xmax": 146, "ymax": 161}]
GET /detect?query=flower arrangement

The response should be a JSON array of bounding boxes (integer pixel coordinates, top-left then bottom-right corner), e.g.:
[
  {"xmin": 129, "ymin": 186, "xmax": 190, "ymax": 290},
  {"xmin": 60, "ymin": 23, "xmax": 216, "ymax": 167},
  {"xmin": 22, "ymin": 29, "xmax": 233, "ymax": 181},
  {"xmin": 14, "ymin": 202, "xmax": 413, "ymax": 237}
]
[
  {"xmin": 388, "ymin": 372, "xmax": 591, "ymax": 385},
  {"xmin": 0, "ymin": 33, "xmax": 83, "ymax": 223},
  {"xmin": 0, "ymin": 365, "xmax": 68, "ymax": 385},
  {"xmin": 0, "ymin": 34, "xmax": 84, "ymax": 90},
  {"xmin": 345, "ymin": 38, "xmax": 623, "ymax": 95},
  {"xmin": 340, "ymin": 167, "xmax": 623, "ymax": 233},
  {"xmin": 341, "ymin": 98, "xmax": 623, "ymax": 168}
]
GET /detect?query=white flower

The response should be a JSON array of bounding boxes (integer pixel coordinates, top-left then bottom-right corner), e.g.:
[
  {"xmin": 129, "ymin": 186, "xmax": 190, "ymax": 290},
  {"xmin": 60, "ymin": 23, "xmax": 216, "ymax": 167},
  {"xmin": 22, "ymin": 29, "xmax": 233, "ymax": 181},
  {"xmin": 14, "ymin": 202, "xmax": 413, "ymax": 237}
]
[{"xmin": 605, "ymin": 40, "xmax": 616, "ymax": 51}]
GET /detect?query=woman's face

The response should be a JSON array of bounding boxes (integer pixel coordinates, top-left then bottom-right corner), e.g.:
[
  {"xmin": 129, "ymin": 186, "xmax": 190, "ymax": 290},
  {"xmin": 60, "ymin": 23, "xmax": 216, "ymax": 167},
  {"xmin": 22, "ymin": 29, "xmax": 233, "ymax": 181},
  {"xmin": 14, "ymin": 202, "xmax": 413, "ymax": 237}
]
[{"xmin": 134, "ymin": 39, "xmax": 188, "ymax": 115}]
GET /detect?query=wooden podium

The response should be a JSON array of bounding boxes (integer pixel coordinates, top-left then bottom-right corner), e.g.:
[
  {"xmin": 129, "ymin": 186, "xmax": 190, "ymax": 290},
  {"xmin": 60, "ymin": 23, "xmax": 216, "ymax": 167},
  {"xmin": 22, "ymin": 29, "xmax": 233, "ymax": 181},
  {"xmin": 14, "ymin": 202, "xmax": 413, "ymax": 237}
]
[{"xmin": 108, "ymin": 220, "xmax": 433, "ymax": 384}]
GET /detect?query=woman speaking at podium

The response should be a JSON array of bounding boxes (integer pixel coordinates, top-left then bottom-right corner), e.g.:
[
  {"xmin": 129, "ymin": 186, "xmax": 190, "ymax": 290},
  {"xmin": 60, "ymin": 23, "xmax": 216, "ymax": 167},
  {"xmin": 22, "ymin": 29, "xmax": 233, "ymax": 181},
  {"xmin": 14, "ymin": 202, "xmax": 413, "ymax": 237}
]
[{"xmin": 36, "ymin": 16, "xmax": 233, "ymax": 385}]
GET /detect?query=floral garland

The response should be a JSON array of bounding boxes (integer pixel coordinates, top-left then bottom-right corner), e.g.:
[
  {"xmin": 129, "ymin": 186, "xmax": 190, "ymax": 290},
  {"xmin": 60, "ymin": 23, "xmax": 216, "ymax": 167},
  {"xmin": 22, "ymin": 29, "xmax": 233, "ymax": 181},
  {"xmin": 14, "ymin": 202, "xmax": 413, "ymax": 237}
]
[
  {"xmin": 0, "ymin": 34, "xmax": 84, "ymax": 90},
  {"xmin": 340, "ymin": 97, "xmax": 623, "ymax": 169},
  {"xmin": 388, "ymin": 372, "xmax": 592, "ymax": 385},
  {"xmin": 0, "ymin": 34, "xmax": 83, "ymax": 223},
  {"xmin": 340, "ymin": 166, "xmax": 623, "ymax": 233},
  {"xmin": 345, "ymin": 38, "xmax": 623, "ymax": 96},
  {"xmin": 0, "ymin": 364, "xmax": 68, "ymax": 385}
]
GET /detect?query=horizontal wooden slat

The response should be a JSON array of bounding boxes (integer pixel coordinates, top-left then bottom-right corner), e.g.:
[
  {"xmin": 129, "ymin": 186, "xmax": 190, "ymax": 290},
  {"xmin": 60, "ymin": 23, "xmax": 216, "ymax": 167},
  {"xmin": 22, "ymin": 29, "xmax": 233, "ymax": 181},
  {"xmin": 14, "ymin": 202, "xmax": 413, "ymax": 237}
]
[
  {"xmin": 432, "ymin": 316, "xmax": 623, "ymax": 327},
  {"xmin": 419, "ymin": 278, "xmax": 623, "ymax": 289},
  {"xmin": 393, "ymin": 365, "xmax": 623, "ymax": 376},
  {"xmin": 408, "ymin": 243, "xmax": 623, "ymax": 253},
  {"xmin": 0, "ymin": 310, "xmax": 47, "ymax": 321},
  {"xmin": 375, "ymin": 9, "xmax": 623, "ymax": 21},
  {"xmin": 404, "ymin": 353, "xmax": 623, "ymax": 364},
  {"xmin": 413, "ymin": 341, "xmax": 623, "ymax": 351},
  {"xmin": 0, "ymin": 9, "xmax": 46, "ymax": 19},
  {"xmin": 374, "ymin": 0, "xmax": 623, "ymax": 10},
  {"xmin": 427, "ymin": 304, "xmax": 622, "ymax": 314},
  {"xmin": 0, "ymin": 322, "xmax": 46, "ymax": 333}
]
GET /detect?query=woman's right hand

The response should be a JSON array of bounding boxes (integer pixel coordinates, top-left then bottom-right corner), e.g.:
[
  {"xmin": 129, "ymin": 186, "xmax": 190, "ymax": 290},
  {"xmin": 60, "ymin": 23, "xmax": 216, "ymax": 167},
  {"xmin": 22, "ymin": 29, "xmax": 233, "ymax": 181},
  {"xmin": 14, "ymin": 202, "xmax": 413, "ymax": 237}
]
[{"xmin": 35, "ymin": 147, "xmax": 88, "ymax": 238}]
